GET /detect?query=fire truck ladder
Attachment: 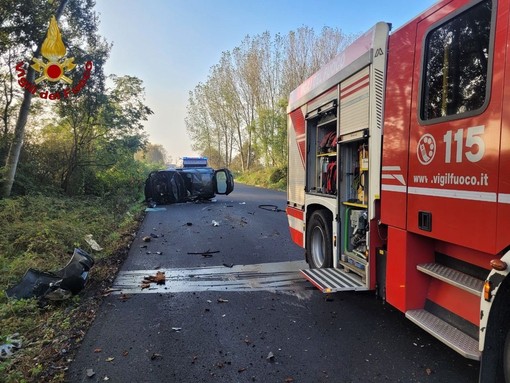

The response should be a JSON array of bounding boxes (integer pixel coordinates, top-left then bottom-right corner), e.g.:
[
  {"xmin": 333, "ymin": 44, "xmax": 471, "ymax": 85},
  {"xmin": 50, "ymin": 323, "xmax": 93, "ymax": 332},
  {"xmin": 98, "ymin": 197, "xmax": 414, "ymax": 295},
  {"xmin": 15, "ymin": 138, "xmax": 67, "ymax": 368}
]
[
  {"xmin": 406, "ymin": 263, "xmax": 483, "ymax": 360},
  {"xmin": 300, "ymin": 268, "xmax": 367, "ymax": 293}
]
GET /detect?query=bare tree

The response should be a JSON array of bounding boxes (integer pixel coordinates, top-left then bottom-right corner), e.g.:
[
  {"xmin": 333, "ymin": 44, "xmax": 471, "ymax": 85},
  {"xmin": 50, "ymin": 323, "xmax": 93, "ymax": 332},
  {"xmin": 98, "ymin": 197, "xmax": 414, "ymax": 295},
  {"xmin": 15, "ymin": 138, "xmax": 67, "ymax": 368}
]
[{"xmin": 184, "ymin": 25, "xmax": 357, "ymax": 172}]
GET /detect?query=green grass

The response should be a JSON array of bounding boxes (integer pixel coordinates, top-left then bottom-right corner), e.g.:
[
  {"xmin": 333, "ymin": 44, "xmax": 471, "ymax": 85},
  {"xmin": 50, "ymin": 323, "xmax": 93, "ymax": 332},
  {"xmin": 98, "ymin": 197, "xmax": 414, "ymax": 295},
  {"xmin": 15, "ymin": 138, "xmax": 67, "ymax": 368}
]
[{"xmin": 234, "ymin": 166, "xmax": 287, "ymax": 191}]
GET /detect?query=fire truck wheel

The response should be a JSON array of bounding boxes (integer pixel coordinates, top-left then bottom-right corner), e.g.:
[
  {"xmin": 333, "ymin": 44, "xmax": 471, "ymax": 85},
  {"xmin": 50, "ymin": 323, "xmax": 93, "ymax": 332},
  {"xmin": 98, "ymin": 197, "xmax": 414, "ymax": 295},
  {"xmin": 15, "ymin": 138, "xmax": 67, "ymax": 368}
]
[{"xmin": 306, "ymin": 210, "xmax": 333, "ymax": 269}]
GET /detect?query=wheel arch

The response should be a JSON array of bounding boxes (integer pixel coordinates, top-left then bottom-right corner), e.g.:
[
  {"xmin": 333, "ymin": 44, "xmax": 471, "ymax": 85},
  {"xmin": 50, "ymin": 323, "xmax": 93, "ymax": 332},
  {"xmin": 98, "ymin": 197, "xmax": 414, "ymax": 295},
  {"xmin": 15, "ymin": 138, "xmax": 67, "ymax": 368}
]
[{"xmin": 306, "ymin": 203, "xmax": 334, "ymax": 227}]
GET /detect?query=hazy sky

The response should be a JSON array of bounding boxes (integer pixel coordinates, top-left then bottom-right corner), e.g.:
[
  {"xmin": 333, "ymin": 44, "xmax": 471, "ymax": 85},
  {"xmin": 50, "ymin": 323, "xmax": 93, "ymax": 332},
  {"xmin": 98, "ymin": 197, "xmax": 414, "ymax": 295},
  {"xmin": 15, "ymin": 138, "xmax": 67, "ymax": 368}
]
[{"xmin": 94, "ymin": 0, "xmax": 438, "ymax": 162}]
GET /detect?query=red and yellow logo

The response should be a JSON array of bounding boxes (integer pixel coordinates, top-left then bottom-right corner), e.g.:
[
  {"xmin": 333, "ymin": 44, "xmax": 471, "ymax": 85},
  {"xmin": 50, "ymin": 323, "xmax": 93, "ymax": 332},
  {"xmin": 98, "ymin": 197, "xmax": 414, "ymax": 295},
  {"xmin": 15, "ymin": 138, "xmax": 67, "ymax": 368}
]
[
  {"xmin": 16, "ymin": 15, "xmax": 93, "ymax": 100},
  {"xmin": 31, "ymin": 15, "xmax": 76, "ymax": 84}
]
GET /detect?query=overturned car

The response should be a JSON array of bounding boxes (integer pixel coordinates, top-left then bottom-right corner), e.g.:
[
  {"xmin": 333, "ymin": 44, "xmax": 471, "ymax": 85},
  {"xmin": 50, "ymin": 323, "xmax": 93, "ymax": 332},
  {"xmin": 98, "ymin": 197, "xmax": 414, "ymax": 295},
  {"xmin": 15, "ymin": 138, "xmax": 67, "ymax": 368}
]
[{"xmin": 144, "ymin": 160, "xmax": 234, "ymax": 205}]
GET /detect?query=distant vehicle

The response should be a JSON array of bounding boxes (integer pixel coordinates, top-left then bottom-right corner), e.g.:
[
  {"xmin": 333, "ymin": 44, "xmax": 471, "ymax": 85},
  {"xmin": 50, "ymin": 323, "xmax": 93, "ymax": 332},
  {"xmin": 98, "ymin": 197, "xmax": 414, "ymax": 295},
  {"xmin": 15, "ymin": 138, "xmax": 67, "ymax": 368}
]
[{"xmin": 144, "ymin": 157, "xmax": 234, "ymax": 205}]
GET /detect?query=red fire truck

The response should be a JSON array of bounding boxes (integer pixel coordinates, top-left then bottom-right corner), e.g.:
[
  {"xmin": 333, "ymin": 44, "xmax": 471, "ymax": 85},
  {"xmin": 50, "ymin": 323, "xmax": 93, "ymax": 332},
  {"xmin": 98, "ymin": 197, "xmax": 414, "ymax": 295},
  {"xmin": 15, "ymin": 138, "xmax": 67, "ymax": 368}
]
[{"xmin": 286, "ymin": 0, "xmax": 510, "ymax": 380}]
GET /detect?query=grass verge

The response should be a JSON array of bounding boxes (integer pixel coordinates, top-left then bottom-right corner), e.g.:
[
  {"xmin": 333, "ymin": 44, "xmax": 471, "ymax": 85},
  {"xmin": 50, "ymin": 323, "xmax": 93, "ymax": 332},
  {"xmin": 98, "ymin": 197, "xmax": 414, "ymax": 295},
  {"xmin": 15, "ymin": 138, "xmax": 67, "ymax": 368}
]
[
  {"xmin": 234, "ymin": 167, "xmax": 286, "ymax": 191},
  {"xmin": 0, "ymin": 195, "xmax": 144, "ymax": 383}
]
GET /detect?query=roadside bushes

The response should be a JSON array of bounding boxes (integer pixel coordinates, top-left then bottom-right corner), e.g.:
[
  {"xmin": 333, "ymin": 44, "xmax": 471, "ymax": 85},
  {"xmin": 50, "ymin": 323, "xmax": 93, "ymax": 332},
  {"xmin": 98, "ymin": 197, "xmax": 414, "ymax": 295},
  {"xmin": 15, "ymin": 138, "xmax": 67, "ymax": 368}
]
[{"xmin": 235, "ymin": 166, "xmax": 287, "ymax": 190}]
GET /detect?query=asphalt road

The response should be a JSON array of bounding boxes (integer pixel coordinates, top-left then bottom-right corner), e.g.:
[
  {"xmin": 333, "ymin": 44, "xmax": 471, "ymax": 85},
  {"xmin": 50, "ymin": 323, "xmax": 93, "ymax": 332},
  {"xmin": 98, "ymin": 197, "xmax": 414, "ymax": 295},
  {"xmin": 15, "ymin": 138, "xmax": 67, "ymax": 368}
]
[{"xmin": 66, "ymin": 183, "xmax": 480, "ymax": 383}]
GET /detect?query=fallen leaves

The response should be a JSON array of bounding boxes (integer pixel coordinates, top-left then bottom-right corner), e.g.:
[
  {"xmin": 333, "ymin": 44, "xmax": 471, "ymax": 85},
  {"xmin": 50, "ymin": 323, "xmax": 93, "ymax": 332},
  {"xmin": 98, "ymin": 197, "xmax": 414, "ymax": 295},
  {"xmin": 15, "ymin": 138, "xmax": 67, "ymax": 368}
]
[{"xmin": 140, "ymin": 271, "xmax": 166, "ymax": 289}]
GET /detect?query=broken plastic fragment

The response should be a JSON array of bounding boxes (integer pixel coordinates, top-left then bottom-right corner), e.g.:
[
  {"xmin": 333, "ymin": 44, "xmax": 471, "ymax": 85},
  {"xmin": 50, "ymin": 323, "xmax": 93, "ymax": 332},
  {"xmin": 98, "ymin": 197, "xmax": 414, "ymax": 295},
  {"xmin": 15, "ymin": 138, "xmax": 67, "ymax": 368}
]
[
  {"xmin": 0, "ymin": 333, "xmax": 22, "ymax": 360},
  {"xmin": 84, "ymin": 234, "xmax": 103, "ymax": 251},
  {"xmin": 150, "ymin": 352, "xmax": 162, "ymax": 360},
  {"xmin": 86, "ymin": 368, "xmax": 95, "ymax": 378},
  {"xmin": 212, "ymin": 220, "xmax": 220, "ymax": 226},
  {"xmin": 5, "ymin": 248, "xmax": 94, "ymax": 300}
]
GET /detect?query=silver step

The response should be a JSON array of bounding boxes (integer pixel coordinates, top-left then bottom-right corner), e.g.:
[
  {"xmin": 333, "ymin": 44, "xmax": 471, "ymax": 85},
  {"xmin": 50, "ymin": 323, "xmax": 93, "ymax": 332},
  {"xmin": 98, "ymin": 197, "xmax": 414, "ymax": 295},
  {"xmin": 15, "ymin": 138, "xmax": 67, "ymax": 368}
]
[
  {"xmin": 300, "ymin": 268, "xmax": 367, "ymax": 293},
  {"xmin": 406, "ymin": 309, "xmax": 480, "ymax": 360},
  {"xmin": 417, "ymin": 263, "xmax": 483, "ymax": 296}
]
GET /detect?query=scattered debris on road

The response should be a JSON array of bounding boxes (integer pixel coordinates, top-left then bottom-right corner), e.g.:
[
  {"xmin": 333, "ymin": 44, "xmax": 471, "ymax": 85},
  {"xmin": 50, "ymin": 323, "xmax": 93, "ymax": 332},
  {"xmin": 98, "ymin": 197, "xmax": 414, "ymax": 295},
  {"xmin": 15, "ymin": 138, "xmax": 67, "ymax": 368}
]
[
  {"xmin": 140, "ymin": 271, "xmax": 166, "ymax": 289},
  {"xmin": 187, "ymin": 250, "xmax": 219, "ymax": 257},
  {"xmin": 150, "ymin": 352, "xmax": 162, "ymax": 360},
  {"xmin": 258, "ymin": 204, "xmax": 285, "ymax": 212}
]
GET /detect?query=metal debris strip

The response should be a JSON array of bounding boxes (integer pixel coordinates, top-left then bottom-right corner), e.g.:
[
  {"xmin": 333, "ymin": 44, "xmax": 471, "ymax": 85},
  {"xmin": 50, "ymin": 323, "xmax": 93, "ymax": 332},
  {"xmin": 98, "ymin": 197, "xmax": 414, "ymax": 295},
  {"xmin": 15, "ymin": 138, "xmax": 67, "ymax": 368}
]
[{"xmin": 112, "ymin": 260, "xmax": 311, "ymax": 295}]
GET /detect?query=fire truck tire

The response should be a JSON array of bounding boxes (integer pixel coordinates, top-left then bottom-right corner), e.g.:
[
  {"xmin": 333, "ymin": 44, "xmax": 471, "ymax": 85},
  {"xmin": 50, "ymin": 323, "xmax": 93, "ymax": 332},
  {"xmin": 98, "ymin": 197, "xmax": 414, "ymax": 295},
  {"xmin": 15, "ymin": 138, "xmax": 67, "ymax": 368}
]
[{"xmin": 306, "ymin": 210, "xmax": 333, "ymax": 269}]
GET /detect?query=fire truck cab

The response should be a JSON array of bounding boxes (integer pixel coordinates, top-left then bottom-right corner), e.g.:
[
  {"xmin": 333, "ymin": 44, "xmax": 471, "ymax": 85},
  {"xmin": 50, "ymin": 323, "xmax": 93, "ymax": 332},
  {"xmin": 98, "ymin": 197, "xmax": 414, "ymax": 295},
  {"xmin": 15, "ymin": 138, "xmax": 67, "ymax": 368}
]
[{"xmin": 286, "ymin": 0, "xmax": 510, "ymax": 381}]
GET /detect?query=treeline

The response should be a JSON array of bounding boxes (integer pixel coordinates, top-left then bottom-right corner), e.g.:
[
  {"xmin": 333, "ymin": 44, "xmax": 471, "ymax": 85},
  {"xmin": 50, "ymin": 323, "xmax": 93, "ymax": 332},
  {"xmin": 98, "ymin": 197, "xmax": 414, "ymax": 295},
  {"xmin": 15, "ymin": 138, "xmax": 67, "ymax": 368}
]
[
  {"xmin": 1, "ymin": 0, "xmax": 358, "ymax": 200},
  {"xmin": 185, "ymin": 27, "xmax": 358, "ymax": 171},
  {"xmin": 0, "ymin": 0, "xmax": 162, "ymax": 199}
]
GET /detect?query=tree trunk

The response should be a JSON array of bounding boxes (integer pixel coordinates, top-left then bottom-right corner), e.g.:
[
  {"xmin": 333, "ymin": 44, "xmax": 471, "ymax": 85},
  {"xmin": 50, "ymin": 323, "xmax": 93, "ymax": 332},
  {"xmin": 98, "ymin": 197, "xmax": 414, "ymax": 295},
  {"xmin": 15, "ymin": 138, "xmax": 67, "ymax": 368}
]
[{"xmin": 1, "ymin": 0, "xmax": 68, "ymax": 198}]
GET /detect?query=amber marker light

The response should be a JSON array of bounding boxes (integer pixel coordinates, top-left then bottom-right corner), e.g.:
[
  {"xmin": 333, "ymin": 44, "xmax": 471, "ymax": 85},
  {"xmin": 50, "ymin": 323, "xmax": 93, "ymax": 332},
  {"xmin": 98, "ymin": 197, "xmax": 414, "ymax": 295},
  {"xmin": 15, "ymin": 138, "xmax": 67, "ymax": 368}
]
[
  {"xmin": 483, "ymin": 280, "xmax": 492, "ymax": 302},
  {"xmin": 490, "ymin": 259, "xmax": 507, "ymax": 271}
]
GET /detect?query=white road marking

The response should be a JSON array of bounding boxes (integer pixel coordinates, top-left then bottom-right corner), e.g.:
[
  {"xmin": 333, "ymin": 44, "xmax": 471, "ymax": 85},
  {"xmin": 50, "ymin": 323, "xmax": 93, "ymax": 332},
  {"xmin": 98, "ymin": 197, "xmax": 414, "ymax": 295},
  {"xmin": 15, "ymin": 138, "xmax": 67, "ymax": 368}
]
[{"xmin": 111, "ymin": 260, "xmax": 312, "ymax": 298}]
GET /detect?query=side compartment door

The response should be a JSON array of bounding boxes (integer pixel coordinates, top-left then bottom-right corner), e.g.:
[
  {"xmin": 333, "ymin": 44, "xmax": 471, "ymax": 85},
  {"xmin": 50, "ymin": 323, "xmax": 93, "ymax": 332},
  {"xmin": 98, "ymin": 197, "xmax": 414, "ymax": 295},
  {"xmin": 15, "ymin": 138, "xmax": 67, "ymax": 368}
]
[
  {"xmin": 214, "ymin": 169, "xmax": 234, "ymax": 195},
  {"xmin": 407, "ymin": 0, "xmax": 502, "ymax": 253}
]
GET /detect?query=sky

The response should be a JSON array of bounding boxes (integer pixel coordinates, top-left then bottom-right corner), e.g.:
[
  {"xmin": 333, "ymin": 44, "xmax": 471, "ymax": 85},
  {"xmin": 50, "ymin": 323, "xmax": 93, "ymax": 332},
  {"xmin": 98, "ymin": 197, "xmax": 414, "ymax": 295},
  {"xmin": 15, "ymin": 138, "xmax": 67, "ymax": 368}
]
[{"xmin": 94, "ymin": 0, "xmax": 438, "ymax": 163}]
